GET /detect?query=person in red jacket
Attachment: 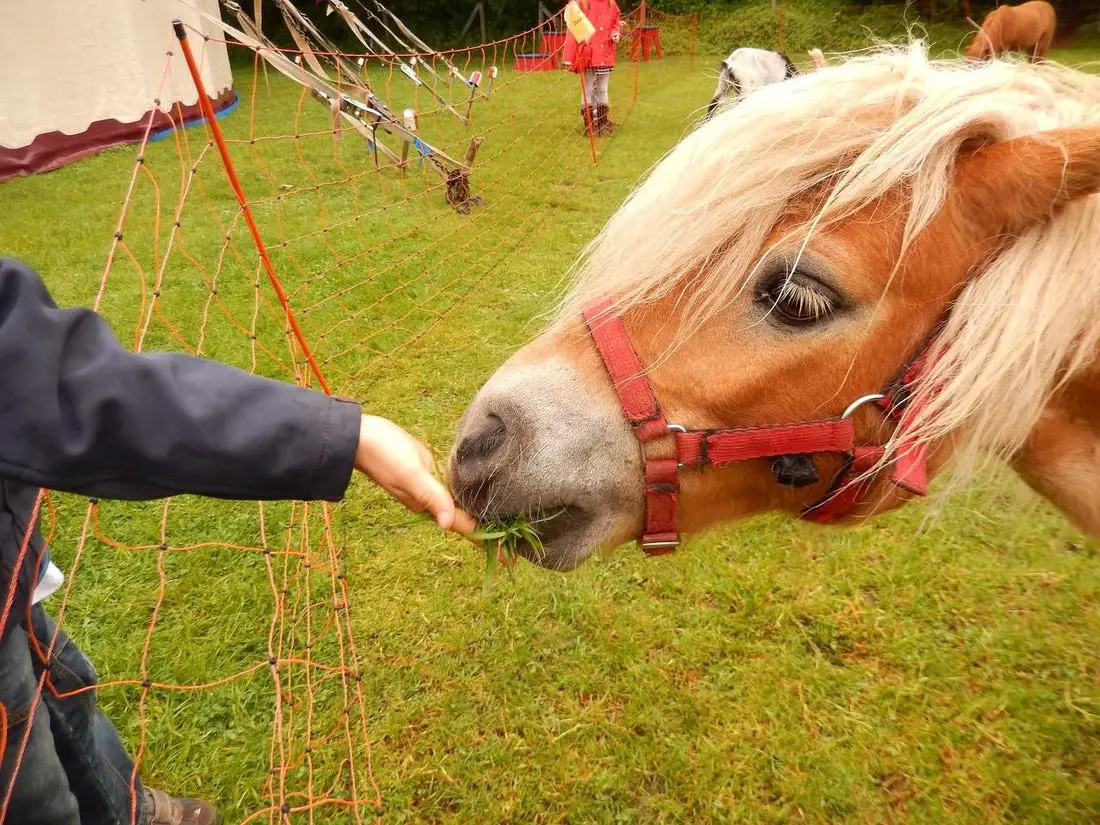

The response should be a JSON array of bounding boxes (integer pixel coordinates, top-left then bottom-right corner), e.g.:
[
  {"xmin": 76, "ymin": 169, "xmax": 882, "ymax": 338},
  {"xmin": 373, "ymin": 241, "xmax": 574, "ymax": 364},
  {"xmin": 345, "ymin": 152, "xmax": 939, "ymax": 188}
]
[{"xmin": 562, "ymin": 0, "xmax": 622, "ymax": 136}]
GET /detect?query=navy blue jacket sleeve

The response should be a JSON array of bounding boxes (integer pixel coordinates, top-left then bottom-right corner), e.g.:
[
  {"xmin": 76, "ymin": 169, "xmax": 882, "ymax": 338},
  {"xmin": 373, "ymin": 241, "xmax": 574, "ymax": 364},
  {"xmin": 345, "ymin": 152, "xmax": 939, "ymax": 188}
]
[{"xmin": 0, "ymin": 258, "xmax": 361, "ymax": 502}]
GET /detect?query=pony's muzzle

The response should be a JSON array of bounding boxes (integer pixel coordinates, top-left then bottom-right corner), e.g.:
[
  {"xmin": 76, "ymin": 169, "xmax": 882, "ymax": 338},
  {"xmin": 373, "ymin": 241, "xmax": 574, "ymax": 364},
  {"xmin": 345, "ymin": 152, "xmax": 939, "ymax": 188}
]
[{"xmin": 451, "ymin": 354, "xmax": 643, "ymax": 568}]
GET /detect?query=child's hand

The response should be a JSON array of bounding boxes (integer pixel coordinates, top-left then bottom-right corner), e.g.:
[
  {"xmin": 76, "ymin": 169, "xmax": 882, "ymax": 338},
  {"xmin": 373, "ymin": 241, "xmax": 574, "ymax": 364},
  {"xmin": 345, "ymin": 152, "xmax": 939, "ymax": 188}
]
[
  {"xmin": 354, "ymin": 415, "xmax": 477, "ymax": 534},
  {"xmin": 611, "ymin": 32, "xmax": 621, "ymax": 43}
]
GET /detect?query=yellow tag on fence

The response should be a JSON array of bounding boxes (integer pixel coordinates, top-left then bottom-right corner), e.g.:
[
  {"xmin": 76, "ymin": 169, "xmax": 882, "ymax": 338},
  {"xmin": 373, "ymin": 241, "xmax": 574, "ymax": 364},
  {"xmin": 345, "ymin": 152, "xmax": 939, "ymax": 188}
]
[{"xmin": 565, "ymin": 1, "xmax": 596, "ymax": 43}]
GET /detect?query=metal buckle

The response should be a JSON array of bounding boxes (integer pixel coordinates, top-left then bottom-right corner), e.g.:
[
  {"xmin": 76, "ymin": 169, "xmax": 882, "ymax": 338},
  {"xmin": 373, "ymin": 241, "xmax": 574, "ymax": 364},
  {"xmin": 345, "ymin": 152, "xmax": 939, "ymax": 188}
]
[
  {"xmin": 841, "ymin": 394, "xmax": 886, "ymax": 420},
  {"xmin": 666, "ymin": 423, "xmax": 686, "ymax": 468},
  {"xmin": 640, "ymin": 538, "xmax": 680, "ymax": 554}
]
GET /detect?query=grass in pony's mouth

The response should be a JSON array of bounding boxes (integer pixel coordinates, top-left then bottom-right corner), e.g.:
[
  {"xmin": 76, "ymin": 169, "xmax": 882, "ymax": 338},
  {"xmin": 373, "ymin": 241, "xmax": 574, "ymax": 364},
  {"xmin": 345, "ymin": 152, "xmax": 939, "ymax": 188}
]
[
  {"xmin": 420, "ymin": 451, "xmax": 568, "ymax": 588},
  {"xmin": 467, "ymin": 510, "xmax": 565, "ymax": 591},
  {"xmin": 397, "ymin": 510, "xmax": 565, "ymax": 590},
  {"xmin": 409, "ymin": 448, "xmax": 567, "ymax": 589}
]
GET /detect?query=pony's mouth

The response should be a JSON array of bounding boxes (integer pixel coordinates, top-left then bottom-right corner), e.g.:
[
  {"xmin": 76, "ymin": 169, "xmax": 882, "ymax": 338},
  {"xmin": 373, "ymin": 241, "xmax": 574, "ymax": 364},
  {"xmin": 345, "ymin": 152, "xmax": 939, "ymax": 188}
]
[{"xmin": 478, "ymin": 503, "xmax": 594, "ymax": 572}]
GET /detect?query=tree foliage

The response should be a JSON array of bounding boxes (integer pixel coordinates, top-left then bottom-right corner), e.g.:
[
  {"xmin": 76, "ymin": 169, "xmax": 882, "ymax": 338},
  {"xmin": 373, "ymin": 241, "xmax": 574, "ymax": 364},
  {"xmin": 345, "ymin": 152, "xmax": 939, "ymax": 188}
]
[{"xmin": 266, "ymin": 0, "xmax": 1098, "ymax": 52}]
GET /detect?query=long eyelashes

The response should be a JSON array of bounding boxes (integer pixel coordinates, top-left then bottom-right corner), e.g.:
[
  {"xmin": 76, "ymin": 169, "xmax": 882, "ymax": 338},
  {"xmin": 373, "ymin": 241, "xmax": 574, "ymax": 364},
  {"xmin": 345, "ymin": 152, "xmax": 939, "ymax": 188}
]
[
  {"xmin": 773, "ymin": 278, "xmax": 834, "ymax": 321},
  {"xmin": 756, "ymin": 274, "xmax": 836, "ymax": 326}
]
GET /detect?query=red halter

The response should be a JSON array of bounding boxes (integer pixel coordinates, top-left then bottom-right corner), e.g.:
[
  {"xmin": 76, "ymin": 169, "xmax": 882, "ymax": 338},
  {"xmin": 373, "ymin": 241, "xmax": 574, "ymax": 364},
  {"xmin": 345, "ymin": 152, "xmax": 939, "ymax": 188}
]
[{"xmin": 581, "ymin": 299, "xmax": 933, "ymax": 554}]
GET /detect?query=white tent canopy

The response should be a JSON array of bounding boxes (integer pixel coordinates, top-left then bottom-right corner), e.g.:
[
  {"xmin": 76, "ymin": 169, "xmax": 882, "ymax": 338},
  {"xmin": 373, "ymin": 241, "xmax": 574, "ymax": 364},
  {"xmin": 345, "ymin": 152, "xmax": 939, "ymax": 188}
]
[{"xmin": 0, "ymin": 0, "xmax": 235, "ymax": 181}]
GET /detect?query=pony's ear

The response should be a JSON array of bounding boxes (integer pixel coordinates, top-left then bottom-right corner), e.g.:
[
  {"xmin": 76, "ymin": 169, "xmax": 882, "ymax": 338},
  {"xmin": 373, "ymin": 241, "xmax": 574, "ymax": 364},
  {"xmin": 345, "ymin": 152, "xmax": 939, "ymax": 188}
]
[{"xmin": 950, "ymin": 128, "xmax": 1100, "ymax": 238}]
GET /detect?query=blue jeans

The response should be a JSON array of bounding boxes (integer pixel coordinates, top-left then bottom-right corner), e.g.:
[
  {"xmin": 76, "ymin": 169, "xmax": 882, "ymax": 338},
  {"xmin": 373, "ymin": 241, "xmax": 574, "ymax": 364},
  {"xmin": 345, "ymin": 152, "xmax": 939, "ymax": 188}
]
[{"xmin": 0, "ymin": 606, "xmax": 146, "ymax": 825}]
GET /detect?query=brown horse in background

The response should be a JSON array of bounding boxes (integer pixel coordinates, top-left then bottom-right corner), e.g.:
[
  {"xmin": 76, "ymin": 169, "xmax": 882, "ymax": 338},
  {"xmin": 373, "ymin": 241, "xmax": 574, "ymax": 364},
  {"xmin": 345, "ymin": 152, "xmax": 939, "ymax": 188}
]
[{"xmin": 966, "ymin": 1, "xmax": 1056, "ymax": 61}]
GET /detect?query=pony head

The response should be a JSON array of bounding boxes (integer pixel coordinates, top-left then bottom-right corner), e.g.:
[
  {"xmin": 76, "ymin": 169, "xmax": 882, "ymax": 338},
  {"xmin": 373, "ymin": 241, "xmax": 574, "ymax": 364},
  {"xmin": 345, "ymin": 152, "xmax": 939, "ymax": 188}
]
[
  {"xmin": 965, "ymin": 14, "xmax": 996, "ymax": 59},
  {"xmin": 452, "ymin": 43, "xmax": 1100, "ymax": 571}
]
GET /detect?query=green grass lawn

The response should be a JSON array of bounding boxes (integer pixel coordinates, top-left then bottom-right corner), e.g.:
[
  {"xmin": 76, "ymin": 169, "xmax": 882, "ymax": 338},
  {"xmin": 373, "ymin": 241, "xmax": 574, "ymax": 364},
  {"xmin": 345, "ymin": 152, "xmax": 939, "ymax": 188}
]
[{"xmin": 1, "ymin": 26, "xmax": 1099, "ymax": 825}]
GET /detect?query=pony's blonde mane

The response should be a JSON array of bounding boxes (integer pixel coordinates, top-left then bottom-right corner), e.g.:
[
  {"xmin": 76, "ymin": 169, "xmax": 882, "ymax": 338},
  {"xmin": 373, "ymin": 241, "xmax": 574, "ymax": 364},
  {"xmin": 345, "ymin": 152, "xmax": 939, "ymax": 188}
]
[{"xmin": 556, "ymin": 40, "xmax": 1100, "ymax": 480}]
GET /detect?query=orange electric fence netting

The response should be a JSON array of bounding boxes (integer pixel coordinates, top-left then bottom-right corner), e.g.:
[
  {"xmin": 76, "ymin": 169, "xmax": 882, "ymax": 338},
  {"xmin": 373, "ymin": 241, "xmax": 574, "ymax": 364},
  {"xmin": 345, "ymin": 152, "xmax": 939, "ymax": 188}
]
[{"xmin": 0, "ymin": 3, "xmax": 698, "ymax": 823}]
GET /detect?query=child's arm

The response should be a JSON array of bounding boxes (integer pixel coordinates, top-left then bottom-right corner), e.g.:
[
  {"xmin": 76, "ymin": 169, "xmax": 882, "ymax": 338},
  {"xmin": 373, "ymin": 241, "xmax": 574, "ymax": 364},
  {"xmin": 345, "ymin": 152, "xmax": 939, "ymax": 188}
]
[
  {"xmin": 610, "ymin": 1, "xmax": 622, "ymax": 42},
  {"xmin": 0, "ymin": 258, "xmax": 472, "ymax": 530},
  {"xmin": 563, "ymin": 30, "xmax": 578, "ymax": 67}
]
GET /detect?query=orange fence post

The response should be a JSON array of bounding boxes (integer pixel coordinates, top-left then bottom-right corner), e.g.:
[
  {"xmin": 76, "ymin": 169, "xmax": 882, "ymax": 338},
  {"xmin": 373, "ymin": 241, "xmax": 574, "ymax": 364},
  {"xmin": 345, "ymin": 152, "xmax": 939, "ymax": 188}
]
[
  {"xmin": 690, "ymin": 13, "xmax": 697, "ymax": 73},
  {"xmin": 578, "ymin": 70, "xmax": 600, "ymax": 165},
  {"xmin": 632, "ymin": 50, "xmax": 640, "ymax": 103},
  {"xmin": 778, "ymin": 0, "xmax": 788, "ymax": 56},
  {"xmin": 632, "ymin": 9, "xmax": 641, "ymax": 103},
  {"xmin": 173, "ymin": 20, "xmax": 332, "ymax": 395}
]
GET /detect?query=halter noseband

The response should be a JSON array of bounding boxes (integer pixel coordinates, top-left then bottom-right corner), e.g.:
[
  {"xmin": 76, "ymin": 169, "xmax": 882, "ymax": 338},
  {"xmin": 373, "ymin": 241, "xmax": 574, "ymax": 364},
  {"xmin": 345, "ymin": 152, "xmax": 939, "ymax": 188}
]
[{"xmin": 581, "ymin": 299, "xmax": 933, "ymax": 554}]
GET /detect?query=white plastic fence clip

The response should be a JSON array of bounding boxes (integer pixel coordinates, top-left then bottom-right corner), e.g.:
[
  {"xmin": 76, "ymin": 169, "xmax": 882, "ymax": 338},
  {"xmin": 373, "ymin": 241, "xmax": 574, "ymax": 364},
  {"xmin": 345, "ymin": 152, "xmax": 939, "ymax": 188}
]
[
  {"xmin": 463, "ymin": 71, "xmax": 483, "ymax": 120},
  {"xmin": 479, "ymin": 65, "xmax": 498, "ymax": 98},
  {"xmin": 400, "ymin": 108, "xmax": 417, "ymax": 169}
]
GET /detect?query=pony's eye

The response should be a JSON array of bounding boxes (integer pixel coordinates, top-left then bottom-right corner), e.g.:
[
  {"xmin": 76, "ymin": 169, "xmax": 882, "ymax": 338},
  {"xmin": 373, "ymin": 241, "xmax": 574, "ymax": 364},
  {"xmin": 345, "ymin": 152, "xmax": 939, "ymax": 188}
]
[{"xmin": 754, "ymin": 272, "xmax": 837, "ymax": 327}]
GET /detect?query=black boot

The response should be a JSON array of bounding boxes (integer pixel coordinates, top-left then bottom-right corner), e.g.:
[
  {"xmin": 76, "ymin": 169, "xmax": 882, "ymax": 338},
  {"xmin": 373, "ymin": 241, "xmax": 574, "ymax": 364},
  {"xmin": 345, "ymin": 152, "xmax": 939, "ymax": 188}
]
[
  {"xmin": 580, "ymin": 105, "xmax": 595, "ymax": 136},
  {"xmin": 596, "ymin": 104, "xmax": 616, "ymax": 135}
]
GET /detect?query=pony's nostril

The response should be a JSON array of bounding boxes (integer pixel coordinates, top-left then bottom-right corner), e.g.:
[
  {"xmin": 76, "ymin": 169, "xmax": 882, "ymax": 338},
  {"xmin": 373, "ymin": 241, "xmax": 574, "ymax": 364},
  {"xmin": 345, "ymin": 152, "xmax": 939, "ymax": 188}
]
[{"xmin": 456, "ymin": 412, "xmax": 507, "ymax": 466}]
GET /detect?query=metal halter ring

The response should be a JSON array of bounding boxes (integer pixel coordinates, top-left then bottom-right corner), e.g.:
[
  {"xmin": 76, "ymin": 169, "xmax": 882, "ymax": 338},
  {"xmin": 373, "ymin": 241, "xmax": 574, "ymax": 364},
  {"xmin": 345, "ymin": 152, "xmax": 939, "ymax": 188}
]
[
  {"xmin": 841, "ymin": 393, "xmax": 886, "ymax": 420},
  {"xmin": 666, "ymin": 423, "xmax": 687, "ymax": 467}
]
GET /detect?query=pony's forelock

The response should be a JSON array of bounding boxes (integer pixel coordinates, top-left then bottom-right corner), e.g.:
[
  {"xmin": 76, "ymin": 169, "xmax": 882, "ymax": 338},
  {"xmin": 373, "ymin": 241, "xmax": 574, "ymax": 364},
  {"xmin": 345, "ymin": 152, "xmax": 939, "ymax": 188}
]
[{"xmin": 554, "ymin": 39, "xmax": 1100, "ymax": 485}]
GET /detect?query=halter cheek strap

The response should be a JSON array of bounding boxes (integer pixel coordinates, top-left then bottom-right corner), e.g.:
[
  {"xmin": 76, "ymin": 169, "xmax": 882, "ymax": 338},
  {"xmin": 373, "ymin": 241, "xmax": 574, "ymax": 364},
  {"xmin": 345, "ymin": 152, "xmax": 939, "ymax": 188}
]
[
  {"xmin": 583, "ymin": 300, "xmax": 681, "ymax": 551},
  {"xmin": 582, "ymin": 299, "xmax": 933, "ymax": 554}
]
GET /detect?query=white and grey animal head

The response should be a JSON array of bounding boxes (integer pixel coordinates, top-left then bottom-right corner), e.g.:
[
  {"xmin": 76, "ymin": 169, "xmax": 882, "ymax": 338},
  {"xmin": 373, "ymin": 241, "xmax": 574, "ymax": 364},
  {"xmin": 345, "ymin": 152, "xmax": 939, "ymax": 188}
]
[{"xmin": 705, "ymin": 47, "xmax": 802, "ymax": 120}]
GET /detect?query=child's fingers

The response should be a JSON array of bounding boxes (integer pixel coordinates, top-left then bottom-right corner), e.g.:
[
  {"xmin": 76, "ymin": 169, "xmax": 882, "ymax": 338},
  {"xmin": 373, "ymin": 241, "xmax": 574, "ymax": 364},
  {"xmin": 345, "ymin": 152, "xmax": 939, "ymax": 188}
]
[
  {"xmin": 412, "ymin": 474, "xmax": 457, "ymax": 530},
  {"xmin": 451, "ymin": 508, "xmax": 478, "ymax": 535}
]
